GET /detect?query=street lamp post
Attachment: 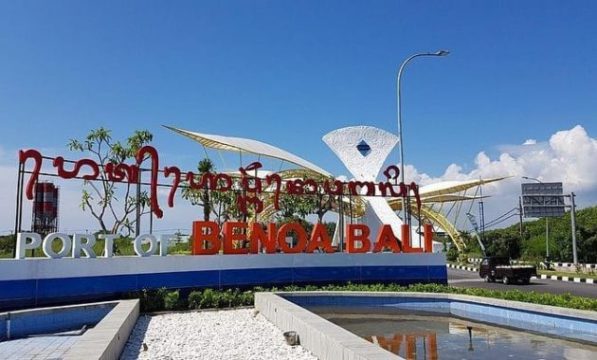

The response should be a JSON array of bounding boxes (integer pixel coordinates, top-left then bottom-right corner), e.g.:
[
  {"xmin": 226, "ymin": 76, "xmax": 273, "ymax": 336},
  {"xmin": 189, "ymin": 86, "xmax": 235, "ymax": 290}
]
[
  {"xmin": 522, "ymin": 176, "xmax": 550, "ymax": 262},
  {"xmin": 397, "ymin": 50, "xmax": 449, "ymax": 228}
]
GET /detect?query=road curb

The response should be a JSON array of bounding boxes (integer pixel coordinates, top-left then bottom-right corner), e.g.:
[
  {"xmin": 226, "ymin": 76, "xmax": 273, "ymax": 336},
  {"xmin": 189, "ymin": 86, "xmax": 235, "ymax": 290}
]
[
  {"xmin": 537, "ymin": 274, "xmax": 595, "ymax": 284},
  {"xmin": 446, "ymin": 263, "xmax": 595, "ymax": 285},
  {"xmin": 447, "ymin": 263, "xmax": 479, "ymax": 272},
  {"xmin": 467, "ymin": 258, "xmax": 597, "ymax": 270}
]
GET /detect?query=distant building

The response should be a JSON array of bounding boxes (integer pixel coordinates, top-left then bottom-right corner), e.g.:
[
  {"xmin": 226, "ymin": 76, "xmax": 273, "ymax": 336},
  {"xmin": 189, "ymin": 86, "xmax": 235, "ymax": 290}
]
[{"xmin": 32, "ymin": 182, "xmax": 59, "ymax": 236}]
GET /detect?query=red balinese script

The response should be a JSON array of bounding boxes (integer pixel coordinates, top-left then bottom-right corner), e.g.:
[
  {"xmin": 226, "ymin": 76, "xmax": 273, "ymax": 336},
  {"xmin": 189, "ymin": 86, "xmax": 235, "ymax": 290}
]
[{"xmin": 18, "ymin": 146, "xmax": 422, "ymax": 218}]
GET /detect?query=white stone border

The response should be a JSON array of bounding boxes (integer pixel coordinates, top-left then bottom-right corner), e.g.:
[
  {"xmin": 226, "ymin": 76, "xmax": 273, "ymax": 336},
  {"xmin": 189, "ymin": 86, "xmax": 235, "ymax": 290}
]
[
  {"xmin": 62, "ymin": 299, "xmax": 140, "ymax": 360},
  {"xmin": 256, "ymin": 291, "xmax": 597, "ymax": 360},
  {"xmin": 255, "ymin": 292, "xmax": 401, "ymax": 360}
]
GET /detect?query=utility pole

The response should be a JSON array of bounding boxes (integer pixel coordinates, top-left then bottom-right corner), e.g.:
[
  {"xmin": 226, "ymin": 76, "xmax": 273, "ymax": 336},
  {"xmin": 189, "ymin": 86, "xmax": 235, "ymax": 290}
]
[
  {"xmin": 518, "ymin": 196, "xmax": 523, "ymax": 239},
  {"xmin": 135, "ymin": 172, "xmax": 141, "ymax": 237},
  {"xmin": 570, "ymin": 192, "xmax": 578, "ymax": 265},
  {"xmin": 478, "ymin": 183, "xmax": 485, "ymax": 243},
  {"xmin": 338, "ymin": 194, "xmax": 344, "ymax": 252},
  {"xmin": 13, "ymin": 162, "xmax": 24, "ymax": 258},
  {"xmin": 545, "ymin": 218, "xmax": 549, "ymax": 260}
]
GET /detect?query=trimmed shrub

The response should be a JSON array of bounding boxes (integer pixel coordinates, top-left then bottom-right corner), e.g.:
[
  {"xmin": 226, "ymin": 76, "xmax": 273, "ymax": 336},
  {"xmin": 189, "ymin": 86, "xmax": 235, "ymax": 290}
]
[
  {"xmin": 188, "ymin": 291, "xmax": 202, "ymax": 309},
  {"xmin": 164, "ymin": 290, "xmax": 180, "ymax": 310},
  {"xmin": 141, "ymin": 287, "xmax": 167, "ymax": 312},
  {"xmin": 136, "ymin": 282, "xmax": 597, "ymax": 313},
  {"xmin": 446, "ymin": 246, "xmax": 458, "ymax": 262},
  {"xmin": 200, "ymin": 288, "xmax": 218, "ymax": 308}
]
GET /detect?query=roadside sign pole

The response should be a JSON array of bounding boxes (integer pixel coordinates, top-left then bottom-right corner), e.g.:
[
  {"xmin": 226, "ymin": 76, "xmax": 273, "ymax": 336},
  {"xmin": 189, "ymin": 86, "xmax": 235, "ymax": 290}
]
[{"xmin": 521, "ymin": 180, "xmax": 571, "ymax": 264}]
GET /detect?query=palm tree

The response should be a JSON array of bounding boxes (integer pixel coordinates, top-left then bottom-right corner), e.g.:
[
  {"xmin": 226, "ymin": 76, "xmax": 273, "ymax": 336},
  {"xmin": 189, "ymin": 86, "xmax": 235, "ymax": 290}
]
[{"xmin": 197, "ymin": 158, "xmax": 215, "ymax": 222}]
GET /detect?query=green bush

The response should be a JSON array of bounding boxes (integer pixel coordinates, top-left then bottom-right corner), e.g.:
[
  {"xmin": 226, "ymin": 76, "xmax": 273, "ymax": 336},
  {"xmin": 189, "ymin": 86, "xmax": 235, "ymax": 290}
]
[
  {"xmin": 200, "ymin": 288, "xmax": 219, "ymax": 308},
  {"xmin": 141, "ymin": 287, "xmax": 167, "ymax": 312},
  {"xmin": 457, "ymin": 253, "xmax": 468, "ymax": 264},
  {"xmin": 164, "ymin": 290, "xmax": 180, "ymax": 310},
  {"xmin": 240, "ymin": 290, "xmax": 254, "ymax": 306},
  {"xmin": 0, "ymin": 235, "xmax": 15, "ymax": 257},
  {"xmin": 219, "ymin": 289, "xmax": 236, "ymax": 307},
  {"xmin": 188, "ymin": 291, "xmax": 202, "ymax": 309},
  {"xmin": 169, "ymin": 241, "xmax": 191, "ymax": 255},
  {"xmin": 446, "ymin": 246, "xmax": 458, "ymax": 262}
]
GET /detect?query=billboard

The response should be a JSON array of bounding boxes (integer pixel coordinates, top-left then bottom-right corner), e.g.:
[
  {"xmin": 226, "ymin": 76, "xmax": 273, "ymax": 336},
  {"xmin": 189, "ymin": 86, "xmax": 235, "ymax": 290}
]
[{"xmin": 521, "ymin": 182, "xmax": 565, "ymax": 218}]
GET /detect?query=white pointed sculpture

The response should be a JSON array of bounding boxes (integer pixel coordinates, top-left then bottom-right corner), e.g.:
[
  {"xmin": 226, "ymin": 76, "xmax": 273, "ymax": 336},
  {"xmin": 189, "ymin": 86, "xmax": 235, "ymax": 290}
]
[{"xmin": 323, "ymin": 126, "xmax": 408, "ymax": 245}]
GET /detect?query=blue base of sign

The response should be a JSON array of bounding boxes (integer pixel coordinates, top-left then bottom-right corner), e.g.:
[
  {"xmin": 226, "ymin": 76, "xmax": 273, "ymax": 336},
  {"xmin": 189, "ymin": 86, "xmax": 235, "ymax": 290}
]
[
  {"xmin": 0, "ymin": 253, "xmax": 447, "ymax": 310},
  {"xmin": 0, "ymin": 265, "xmax": 447, "ymax": 310}
]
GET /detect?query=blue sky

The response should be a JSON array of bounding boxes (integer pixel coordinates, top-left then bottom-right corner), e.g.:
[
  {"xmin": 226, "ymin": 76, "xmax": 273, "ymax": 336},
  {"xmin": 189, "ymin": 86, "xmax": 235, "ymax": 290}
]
[{"xmin": 1, "ymin": 1, "xmax": 596, "ymax": 232}]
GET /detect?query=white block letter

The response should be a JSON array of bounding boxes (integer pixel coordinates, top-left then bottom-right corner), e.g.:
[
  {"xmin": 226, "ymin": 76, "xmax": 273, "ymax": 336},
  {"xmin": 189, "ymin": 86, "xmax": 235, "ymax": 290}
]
[
  {"xmin": 15, "ymin": 232, "xmax": 42, "ymax": 259},
  {"xmin": 134, "ymin": 234, "xmax": 157, "ymax": 257},
  {"xmin": 159, "ymin": 234, "xmax": 176, "ymax": 256},
  {"xmin": 72, "ymin": 234, "xmax": 97, "ymax": 258},
  {"xmin": 99, "ymin": 234, "xmax": 118, "ymax": 258},
  {"xmin": 43, "ymin": 233, "xmax": 72, "ymax": 259}
]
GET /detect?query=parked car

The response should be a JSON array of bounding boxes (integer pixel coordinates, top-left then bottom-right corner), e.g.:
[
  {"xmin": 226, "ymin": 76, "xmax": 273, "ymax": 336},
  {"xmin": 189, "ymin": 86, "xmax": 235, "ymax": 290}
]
[{"xmin": 479, "ymin": 256, "xmax": 537, "ymax": 285}]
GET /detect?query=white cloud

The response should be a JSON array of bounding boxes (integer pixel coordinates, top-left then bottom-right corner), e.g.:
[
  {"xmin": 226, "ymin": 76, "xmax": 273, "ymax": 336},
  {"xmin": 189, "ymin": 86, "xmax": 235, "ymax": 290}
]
[{"xmin": 405, "ymin": 125, "xmax": 597, "ymax": 229}]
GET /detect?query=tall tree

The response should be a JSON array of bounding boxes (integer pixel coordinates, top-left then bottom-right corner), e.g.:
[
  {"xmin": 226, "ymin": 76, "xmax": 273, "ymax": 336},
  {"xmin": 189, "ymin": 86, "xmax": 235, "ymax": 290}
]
[
  {"xmin": 276, "ymin": 192, "xmax": 313, "ymax": 222},
  {"xmin": 68, "ymin": 127, "xmax": 153, "ymax": 235},
  {"xmin": 309, "ymin": 176, "xmax": 335, "ymax": 223},
  {"xmin": 276, "ymin": 175, "xmax": 334, "ymax": 223},
  {"xmin": 210, "ymin": 185, "xmax": 243, "ymax": 226},
  {"xmin": 197, "ymin": 159, "xmax": 215, "ymax": 221},
  {"xmin": 181, "ymin": 158, "xmax": 243, "ymax": 227}
]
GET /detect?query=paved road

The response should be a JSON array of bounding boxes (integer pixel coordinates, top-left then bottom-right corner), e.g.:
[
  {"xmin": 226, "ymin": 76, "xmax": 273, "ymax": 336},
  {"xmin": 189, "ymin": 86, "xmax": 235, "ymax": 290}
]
[{"xmin": 448, "ymin": 268, "xmax": 597, "ymax": 298}]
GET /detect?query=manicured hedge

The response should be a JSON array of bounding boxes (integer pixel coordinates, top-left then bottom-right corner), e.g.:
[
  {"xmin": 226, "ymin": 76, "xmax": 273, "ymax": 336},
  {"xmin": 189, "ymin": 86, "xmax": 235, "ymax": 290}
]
[{"xmin": 131, "ymin": 283, "xmax": 597, "ymax": 313}]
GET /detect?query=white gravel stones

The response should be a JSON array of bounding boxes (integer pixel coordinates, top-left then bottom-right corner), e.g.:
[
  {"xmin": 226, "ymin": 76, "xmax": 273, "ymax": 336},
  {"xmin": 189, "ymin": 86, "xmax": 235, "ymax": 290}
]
[{"xmin": 120, "ymin": 308, "xmax": 317, "ymax": 360}]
